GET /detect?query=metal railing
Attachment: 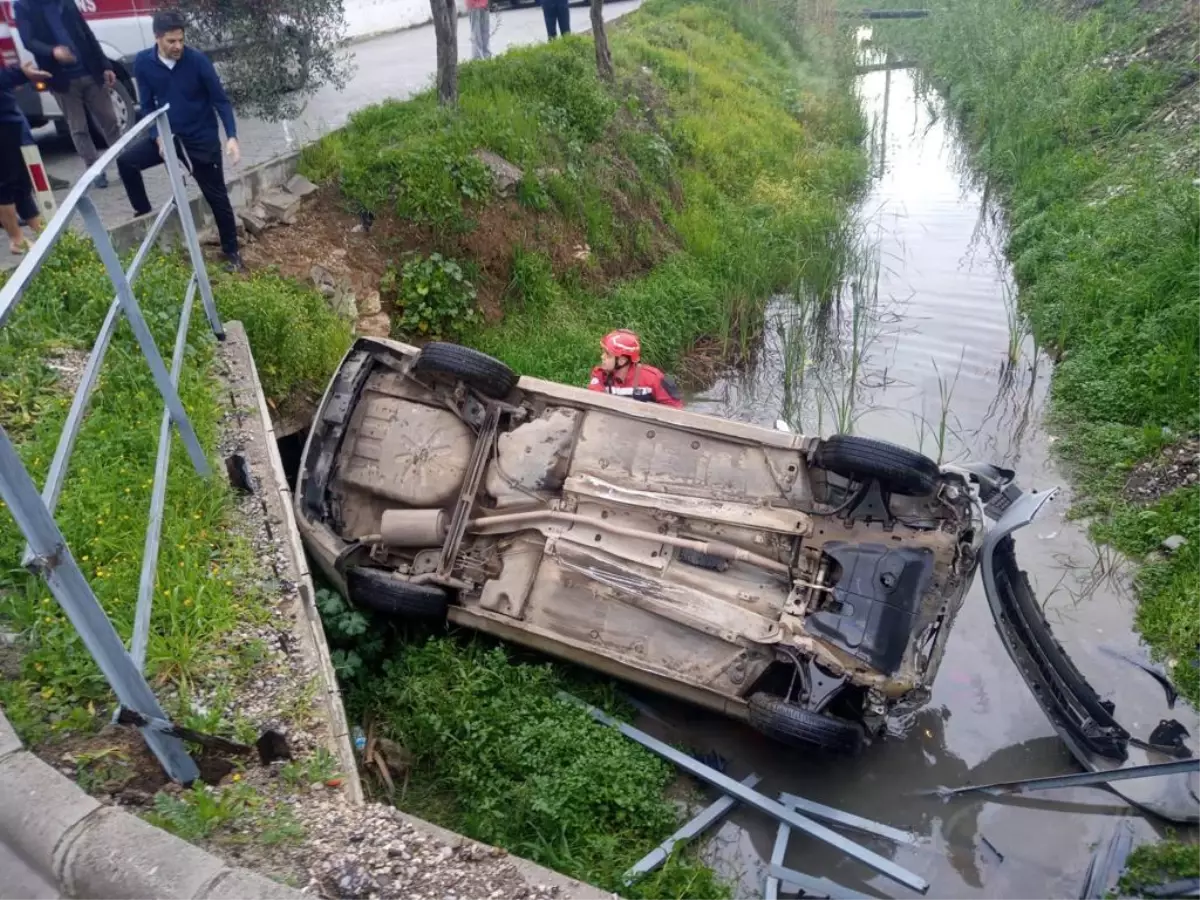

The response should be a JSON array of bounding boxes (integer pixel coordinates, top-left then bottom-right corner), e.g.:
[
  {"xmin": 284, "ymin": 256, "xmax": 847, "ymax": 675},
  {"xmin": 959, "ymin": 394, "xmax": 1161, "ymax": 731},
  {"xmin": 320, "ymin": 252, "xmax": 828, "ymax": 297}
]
[{"xmin": 0, "ymin": 106, "xmax": 224, "ymax": 784}]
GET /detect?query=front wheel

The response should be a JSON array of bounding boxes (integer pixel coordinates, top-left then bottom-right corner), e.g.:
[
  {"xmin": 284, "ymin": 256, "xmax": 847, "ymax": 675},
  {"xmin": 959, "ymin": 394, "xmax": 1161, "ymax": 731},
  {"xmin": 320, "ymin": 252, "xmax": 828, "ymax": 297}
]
[
  {"xmin": 813, "ymin": 434, "xmax": 939, "ymax": 497},
  {"xmin": 345, "ymin": 567, "xmax": 449, "ymax": 620},
  {"xmin": 413, "ymin": 342, "xmax": 518, "ymax": 400},
  {"xmin": 747, "ymin": 692, "xmax": 865, "ymax": 756}
]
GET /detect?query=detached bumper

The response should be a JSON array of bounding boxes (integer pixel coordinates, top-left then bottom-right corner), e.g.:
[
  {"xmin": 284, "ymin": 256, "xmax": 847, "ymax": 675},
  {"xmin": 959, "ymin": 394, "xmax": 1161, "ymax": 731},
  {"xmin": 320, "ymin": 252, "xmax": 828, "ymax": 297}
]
[{"xmin": 979, "ymin": 484, "xmax": 1130, "ymax": 763}]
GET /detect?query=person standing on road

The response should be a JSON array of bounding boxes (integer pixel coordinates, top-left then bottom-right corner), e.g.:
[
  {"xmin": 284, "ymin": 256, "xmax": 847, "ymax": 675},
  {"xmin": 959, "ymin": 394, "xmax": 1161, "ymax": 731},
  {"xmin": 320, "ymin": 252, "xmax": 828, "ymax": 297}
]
[
  {"xmin": 117, "ymin": 10, "xmax": 244, "ymax": 272},
  {"xmin": 0, "ymin": 60, "xmax": 53, "ymax": 254},
  {"xmin": 542, "ymin": 0, "xmax": 571, "ymax": 40},
  {"xmin": 15, "ymin": 0, "xmax": 121, "ymax": 188},
  {"xmin": 468, "ymin": 0, "xmax": 492, "ymax": 60}
]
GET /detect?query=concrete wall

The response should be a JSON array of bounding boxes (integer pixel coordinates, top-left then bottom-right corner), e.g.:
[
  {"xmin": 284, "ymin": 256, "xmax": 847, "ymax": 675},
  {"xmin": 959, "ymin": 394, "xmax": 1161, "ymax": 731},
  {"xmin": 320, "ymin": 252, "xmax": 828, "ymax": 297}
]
[{"xmin": 344, "ymin": 0, "xmax": 435, "ymax": 40}]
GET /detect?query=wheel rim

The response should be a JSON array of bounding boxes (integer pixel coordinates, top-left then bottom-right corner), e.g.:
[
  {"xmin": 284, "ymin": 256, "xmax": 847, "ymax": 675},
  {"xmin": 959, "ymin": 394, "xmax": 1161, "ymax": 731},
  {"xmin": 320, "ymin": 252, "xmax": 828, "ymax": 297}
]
[{"xmin": 111, "ymin": 88, "xmax": 129, "ymax": 132}]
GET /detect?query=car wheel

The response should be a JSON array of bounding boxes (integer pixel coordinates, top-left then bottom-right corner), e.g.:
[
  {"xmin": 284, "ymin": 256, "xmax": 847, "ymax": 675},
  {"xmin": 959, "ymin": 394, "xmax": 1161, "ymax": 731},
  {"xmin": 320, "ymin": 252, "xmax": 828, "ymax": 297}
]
[
  {"xmin": 413, "ymin": 342, "xmax": 518, "ymax": 400},
  {"xmin": 747, "ymin": 692, "xmax": 865, "ymax": 755},
  {"xmin": 812, "ymin": 434, "xmax": 939, "ymax": 497},
  {"xmin": 345, "ymin": 567, "xmax": 449, "ymax": 620}
]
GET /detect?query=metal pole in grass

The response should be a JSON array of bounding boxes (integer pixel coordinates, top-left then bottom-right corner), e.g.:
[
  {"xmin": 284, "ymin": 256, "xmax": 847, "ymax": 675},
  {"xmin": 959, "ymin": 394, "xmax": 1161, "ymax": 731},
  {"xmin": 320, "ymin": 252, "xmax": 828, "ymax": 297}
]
[{"xmin": 0, "ymin": 425, "xmax": 200, "ymax": 784}]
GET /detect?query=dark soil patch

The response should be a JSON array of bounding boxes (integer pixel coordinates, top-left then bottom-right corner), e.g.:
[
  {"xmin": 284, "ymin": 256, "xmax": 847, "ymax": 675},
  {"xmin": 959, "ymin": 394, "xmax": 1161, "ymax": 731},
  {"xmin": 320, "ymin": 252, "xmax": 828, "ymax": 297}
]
[{"xmin": 1122, "ymin": 436, "xmax": 1200, "ymax": 504}]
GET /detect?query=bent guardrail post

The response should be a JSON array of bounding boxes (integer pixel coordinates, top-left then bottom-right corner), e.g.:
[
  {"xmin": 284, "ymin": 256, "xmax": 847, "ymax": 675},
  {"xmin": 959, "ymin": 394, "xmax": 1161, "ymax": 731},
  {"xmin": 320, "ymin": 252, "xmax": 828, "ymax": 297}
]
[
  {"xmin": 157, "ymin": 115, "xmax": 223, "ymax": 340},
  {"xmin": 623, "ymin": 773, "xmax": 761, "ymax": 886},
  {"xmin": 0, "ymin": 428, "xmax": 200, "ymax": 784},
  {"xmin": 763, "ymin": 797, "xmax": 791, "ymax": 900},
  {"xmin": 559, "ymin": 692, "xmax": 930, "ymax": 895},
  {"xmin": 777, "ymin": 790, "xmax": 918, "ymax": 845},
  {"xmin": 767, "ymin": 864, "xmax": 873, "ymax": 900},
  {"xmin": 934, "ymin": 758, "xmax": 1200, "ymax": 798}
]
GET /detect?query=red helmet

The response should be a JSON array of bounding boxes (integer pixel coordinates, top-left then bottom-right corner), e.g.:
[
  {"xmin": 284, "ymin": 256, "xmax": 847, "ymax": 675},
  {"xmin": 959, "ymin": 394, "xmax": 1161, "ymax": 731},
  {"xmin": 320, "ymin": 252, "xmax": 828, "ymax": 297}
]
[{"xmin": 601, "ymin": 329, "xmax": 641, "ymax": 363}]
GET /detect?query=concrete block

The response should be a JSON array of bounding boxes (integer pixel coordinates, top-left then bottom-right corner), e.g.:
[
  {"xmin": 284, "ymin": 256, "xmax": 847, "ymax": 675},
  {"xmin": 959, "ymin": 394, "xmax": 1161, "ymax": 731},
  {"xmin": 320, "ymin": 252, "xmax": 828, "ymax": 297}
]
[
  {"xmin": 0, "ymin": 750, "xmax": 101, "ymax": 878},
  {"xmin": 196, "ymin": 868, "xmax": 304, "ymax": 899},
  {"xmin": 260, "ymin": 190, "xmax": 302, "ymax": 222},
  {"xmin": 0, "ymin": 709, "xmax": 24, "ymax": 760},
  {"xmin": 60, "ymin": 806, "xmax": 226, "ymax": 899},
  {"xmin": 285, "ymin": 174, "xmax": 318, "ymax": 198}
]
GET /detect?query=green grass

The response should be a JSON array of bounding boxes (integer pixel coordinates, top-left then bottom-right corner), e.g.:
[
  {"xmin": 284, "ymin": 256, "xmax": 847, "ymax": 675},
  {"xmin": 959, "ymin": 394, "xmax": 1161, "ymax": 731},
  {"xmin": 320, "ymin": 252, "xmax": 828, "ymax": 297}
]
[
  {"xmin": 302, "ymin": 0, "xmax": 866, "ymax": 384},
  {"xmin": 1118, "ymin": 836, "xmax": 1200, "ymax": 897},
  {"xmin": 350, "ymin": 636, "xmax": 729, "ymax": 899},
  {"xmin": 857, "ymin": 0, "xmax": 1200, "ymax": 705},
  {"xmin": 0, "ymin": 235, "xmax": 351, "ymax": 746}
]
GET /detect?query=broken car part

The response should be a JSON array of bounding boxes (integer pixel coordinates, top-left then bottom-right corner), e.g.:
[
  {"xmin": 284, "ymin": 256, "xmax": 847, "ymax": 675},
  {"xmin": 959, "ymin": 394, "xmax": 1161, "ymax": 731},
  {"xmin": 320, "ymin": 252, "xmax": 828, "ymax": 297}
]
[
  {"xmin": 562, "ymin": 692, "xmax": 930, "ymax": 895},
  {"xmin": 934, "ymin": 758, "xmax": 1199, "ymax": 798},
  {"xmin": 1097, "ymin": 644, "xmax": 1179, "ymax": 710},
  {"xmin": 1078, "ymin": 819, "xmax": 1135, "ymax": 900}
]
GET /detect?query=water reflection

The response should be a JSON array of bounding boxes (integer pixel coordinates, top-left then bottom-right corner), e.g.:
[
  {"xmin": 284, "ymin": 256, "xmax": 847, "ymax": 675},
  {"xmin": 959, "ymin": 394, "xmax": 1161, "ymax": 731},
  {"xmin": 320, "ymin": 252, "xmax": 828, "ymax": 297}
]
[{"xmin": 669, "ymin": 25, "xmax": 1196, "ymax": 899}]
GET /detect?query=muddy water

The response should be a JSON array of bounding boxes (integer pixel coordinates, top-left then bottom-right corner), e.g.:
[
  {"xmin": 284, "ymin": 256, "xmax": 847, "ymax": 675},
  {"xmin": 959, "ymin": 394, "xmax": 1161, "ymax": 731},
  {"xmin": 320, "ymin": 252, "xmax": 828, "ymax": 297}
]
[{"xmin": 636, "ymin": 39, "xmax": 1200, "ymax": 899}]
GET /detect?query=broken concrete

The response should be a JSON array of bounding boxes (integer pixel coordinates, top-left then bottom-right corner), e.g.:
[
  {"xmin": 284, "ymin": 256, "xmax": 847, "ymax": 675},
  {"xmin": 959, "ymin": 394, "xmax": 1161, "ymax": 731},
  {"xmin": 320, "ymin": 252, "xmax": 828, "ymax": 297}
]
[{"xmin": 473, "ymin": 149, "xmax": 524, "ymax": 195}]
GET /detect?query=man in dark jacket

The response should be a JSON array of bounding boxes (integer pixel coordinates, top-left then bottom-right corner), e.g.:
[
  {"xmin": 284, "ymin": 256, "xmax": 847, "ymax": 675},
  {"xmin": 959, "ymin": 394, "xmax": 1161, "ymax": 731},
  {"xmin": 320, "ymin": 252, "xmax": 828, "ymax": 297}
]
[
  {"xmin": 15, "ymin": 0, "xmax": 120, "ymax": 188},
  {"xmin": 117, "ymin": 10, "xmax": 243, "ymax": 272}
]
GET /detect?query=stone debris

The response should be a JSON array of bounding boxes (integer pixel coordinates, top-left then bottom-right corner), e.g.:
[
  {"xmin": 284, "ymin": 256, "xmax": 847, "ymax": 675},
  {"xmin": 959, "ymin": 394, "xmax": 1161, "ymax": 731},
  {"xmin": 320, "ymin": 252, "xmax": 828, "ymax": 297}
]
[
  {"xmin": 286, "ymin": 173, "xmax": 319, "ymax": 198},
  {"xmin": 1122, "ymin": 437, "xmax": 1200, "ymax": 505},
  {"xmin": 357, "ymin": 290, "xmax": 382, "ymax": 317},
  {"xmin": 297, "ymin": 800, "xmax": 564, "ymax": 900}
]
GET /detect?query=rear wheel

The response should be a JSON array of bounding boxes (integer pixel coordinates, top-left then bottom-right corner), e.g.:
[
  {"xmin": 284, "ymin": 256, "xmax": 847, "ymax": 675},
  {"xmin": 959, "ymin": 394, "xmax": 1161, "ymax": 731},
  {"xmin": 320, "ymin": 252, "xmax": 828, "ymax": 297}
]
[
  {"xmin": 747, "ymin": 692, "xmax": 865, "ymax": 755},
  {"xmin": 413, "ymin": 342, "xmax": 517, "ymax": 400},
  {"xmin": 813, "ymin": 434, "xmax": 939, "ymax": 497},
  {"xmin": 345, "ymin": 567, "xmax": 449, "ymax": 620}
]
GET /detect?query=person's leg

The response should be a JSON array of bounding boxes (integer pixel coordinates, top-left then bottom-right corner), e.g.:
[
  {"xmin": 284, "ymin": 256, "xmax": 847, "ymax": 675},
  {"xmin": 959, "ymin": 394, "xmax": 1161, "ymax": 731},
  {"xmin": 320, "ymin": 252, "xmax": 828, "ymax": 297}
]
[
  {"xmin": 482, "ymin": 8, "xmax": 492, "ymax": 58},
  {"xmin": 81, "ymin": 79, "xmax": 122, "ymax": 151},
  {"xmin": 15, "ymin": 187, "xmax": 38, "ymax": 225},
  {"xmin": 469, "ymin": 8, "xmax": 484, "ymax": 59},
  {"xmin": 54, "ymin": 79, "xmax": 101, "ymax": 168},
  {"xmin": 116, "ymin": 136, "xmax": 163, "ymax": 216},
  {"xmin": 557, "ymin": 0, "xmax": 570, "ymax": 36},
  {"xmin": 542, "ymin": 0, "xmax": 558, "ymax": 38},
  {"xmin": 189, "ymin": 153, "xmax": 241, "ymax": 265},
  {"xmin": 0, "ymin": 122, "xmax": 31, "ymax": 251}
]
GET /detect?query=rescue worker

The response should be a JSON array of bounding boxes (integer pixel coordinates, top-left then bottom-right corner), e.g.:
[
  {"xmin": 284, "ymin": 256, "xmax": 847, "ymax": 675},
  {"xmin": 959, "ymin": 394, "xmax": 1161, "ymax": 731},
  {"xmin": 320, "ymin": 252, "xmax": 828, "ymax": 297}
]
[{"xmin": 587, "ymin": 330, "xmax": 683, "ymax": 409}]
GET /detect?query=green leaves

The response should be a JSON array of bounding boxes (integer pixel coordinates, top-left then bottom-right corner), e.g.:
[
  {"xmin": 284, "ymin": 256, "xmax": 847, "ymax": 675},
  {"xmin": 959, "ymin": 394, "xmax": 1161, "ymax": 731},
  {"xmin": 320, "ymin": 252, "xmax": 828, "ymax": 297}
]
[{"xmin": 386, "ymin": 252, "xmax": 480, "ymax": 341}]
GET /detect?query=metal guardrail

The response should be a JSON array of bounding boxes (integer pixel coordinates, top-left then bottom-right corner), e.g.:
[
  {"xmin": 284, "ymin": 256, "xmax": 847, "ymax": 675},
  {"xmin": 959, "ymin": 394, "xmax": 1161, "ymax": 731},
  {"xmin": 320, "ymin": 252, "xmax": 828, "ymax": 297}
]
[{"xmin": 0, "ymin": 106, "xmax": 223, "ymax": 784}]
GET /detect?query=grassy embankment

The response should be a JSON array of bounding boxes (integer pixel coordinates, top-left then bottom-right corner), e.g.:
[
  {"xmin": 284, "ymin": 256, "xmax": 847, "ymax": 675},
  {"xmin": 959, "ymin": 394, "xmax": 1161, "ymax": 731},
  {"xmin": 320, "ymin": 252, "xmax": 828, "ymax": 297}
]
[
  {"xmin": 297, "ymin": 0, "xmax": 866, "ymax": 895},
  {"xmin": 856, "ymin": 0, "xmax": 1199, "ymax": 885},
  {"xmin": 2, "ymin": 0, "xmax": 867, "ymax": 892}
]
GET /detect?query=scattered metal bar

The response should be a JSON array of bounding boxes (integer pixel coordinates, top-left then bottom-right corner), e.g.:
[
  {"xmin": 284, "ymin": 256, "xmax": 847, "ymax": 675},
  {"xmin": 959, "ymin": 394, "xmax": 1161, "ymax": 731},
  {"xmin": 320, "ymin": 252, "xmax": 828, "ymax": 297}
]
[
  {"xmin": 130, "ymin": 275, "xmax": 199, "ymax": 672},
  {"xmin": 764, "ymin": 799, "xmax": 792, "ymax": 900},
  {"xmin": 0, "ymin": 427, "xmax": 200, "ymax": 784},
  {"xmin": 767, "ymin": 864, "xmax": 873, "ymax": 900},
  {"xmin": 20, "ymin": 197, "xmax": 179, "ymax": 568},
  {"xmin": 936, "ymin": 759, "xmax": 1199, "ymax": 798},
  {"xmin": 1143, "ymin": 878, "xmax": 1200, "ymax": 898},
  {"xmin": 559, "ymin": 693, "xmax": 930, "ymax": 894},
  {"xmin": 778, "ymin": 790, "xmax": 918, "ymax": 845},
  {"xmin": 76, "ymin": 197, "xmax": 210, "ymax": 477},
  {"xmin": 623, "ymin": 773, "xmax": 761, "ymax": 885},
  {"xmin": 116, "ymin": 707, "xmax": 251, "ymax": 756}
]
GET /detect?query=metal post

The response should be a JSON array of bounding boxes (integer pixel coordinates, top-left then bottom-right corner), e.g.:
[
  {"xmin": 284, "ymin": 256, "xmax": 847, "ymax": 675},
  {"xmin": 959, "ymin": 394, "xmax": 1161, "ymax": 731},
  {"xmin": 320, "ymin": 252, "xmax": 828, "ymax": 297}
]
[
  {"xmin": 75, "ymin": 197, "xmax": 210, "ymax": 478},
  {"xmin": 21, "ymin": 199, "xmax": 179, "ymax": 568},
  {"xmin": 130, "ymin": 275, "xmax": 198, "ymax": 672},
  {"xmin": 156, "ymin": 116, "xmax": 224, "ymax": 341},
  {"xmin": 0, "ymin": 426, "xmax": 200, "ymax": 784}
]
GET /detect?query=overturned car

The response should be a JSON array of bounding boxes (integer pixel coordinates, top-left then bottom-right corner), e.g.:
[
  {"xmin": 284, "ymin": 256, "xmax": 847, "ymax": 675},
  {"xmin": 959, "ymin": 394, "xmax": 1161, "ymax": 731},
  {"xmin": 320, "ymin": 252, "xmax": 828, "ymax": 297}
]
[{"xmin": 296, "ymin": 337, "xmax": 1132, "ymax": 761}]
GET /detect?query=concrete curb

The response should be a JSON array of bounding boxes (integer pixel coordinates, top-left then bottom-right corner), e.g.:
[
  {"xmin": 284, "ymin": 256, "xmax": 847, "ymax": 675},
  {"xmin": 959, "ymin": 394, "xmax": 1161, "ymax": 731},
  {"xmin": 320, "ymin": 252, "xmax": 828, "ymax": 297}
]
[
  {"xmin": 220, "ymin": 322, "xmax": 363, "ymax": 805},
  {"xmin": 0, "ymin": 710, "xmax": 304, "ymax": 900}
]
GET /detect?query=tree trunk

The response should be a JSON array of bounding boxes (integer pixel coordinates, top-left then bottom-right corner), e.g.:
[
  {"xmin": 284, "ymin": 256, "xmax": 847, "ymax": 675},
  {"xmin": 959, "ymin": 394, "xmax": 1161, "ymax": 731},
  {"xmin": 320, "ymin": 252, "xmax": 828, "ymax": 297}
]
[
  {"xmin": 431, "ymin": 0, "xmax": 459, "ymax": 106},
  {"xmin": 590, "ymin": 0, "xmax": 614, "ymax": 83}
]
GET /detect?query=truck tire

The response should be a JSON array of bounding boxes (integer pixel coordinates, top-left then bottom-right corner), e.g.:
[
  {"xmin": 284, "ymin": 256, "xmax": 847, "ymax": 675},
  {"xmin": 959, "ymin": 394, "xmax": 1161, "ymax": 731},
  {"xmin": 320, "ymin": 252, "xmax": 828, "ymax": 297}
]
[
  {"xmin": 413, "ymin": 342, "xmax": 517, "ymax": 400},
  {"xmin": 748, "ymin": 692, "xmax": 865, "ymax": 755},
  {"xmin": 345, "ymin": 567, "xmax": 449, "ymax": 620},
  {"xmin": 813, "ymin": 434, "xmax": 939, "ymax": 497}
]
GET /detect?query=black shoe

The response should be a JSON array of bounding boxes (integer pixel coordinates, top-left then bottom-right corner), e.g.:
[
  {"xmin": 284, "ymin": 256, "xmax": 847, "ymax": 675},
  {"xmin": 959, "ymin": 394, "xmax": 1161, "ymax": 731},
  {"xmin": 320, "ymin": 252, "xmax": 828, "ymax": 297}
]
[
  {"xmin": 95, "ymin": 172, "xmax": 108, "ymax": 189},
  {"xmin": 223, "ymin": 252, "xmax": 246, "ymax": 273},
  {"xmin": 48, "ymin": 174, "xmax": 70, "ymax": 191}
]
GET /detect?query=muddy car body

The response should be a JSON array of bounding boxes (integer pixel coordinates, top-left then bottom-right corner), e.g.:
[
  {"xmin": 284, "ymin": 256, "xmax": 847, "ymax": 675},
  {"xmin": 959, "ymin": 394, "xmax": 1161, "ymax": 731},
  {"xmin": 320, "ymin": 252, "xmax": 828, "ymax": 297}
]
[{"xmin": 295, "ymin": 337, "xmax": 1129, "ymax": 759}]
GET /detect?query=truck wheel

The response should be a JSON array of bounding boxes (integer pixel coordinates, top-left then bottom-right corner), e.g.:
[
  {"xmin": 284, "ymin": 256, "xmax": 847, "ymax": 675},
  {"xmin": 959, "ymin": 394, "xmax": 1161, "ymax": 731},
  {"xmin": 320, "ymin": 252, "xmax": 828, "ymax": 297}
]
[
  {"xmin": 813, "ymin": 434, "xmax": 939, "ymax": 497},
  {"xmin": 413, "ymin": 342, "xmax": 517, "ymax": 400},
  {"xmin": 345, "ymin": 567, "xmax": 449, "ymax": 620},
  {"xmin": 747, "ymin": 692, "xmax": 865, "ymax": 755}
]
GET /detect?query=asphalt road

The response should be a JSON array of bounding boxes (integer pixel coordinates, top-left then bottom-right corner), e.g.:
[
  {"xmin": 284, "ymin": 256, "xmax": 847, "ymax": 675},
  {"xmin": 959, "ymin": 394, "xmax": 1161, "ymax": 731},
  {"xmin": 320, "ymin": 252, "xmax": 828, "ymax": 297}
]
[{"xmin": 2, "ymin": 1, "xmax": 642, "ymax": 272}]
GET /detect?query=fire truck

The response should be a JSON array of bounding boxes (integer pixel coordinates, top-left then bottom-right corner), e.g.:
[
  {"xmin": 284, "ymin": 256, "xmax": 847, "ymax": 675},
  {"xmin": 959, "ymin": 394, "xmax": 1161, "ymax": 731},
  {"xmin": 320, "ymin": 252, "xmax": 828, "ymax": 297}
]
[{"xmin": 0, "ymin": 0, "xmax": 151, "ymax": 138}]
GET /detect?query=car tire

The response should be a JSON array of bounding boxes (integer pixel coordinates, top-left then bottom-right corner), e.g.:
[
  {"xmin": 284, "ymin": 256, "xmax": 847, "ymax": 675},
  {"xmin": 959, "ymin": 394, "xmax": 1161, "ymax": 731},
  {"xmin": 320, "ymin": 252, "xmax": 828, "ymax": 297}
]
[
  {"xmin": 345, "ymin": 567, "xmax": 449, "ymax": 620},
  {"xmin": 413, "ymin": 342, "xmax": 518, "ymax": 400},
  {"xmin": 812, "ymin": 434, "xmax": 939, "ymax": 497},
  {"xmin": 747, "ymin": 692, "xmax": 865, "ymax": 755}
]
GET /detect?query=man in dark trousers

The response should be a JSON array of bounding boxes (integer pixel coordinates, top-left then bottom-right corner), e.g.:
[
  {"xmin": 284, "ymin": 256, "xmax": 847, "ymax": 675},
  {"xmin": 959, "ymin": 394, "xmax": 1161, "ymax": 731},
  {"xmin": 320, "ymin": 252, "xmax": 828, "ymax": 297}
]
[
  {"xmin": 117, "ymin": 10, "xmax": 243, "ymax": 272},
  {"xmin": 15, "ymin": 0, "xmax": 120, "ymax": 188},
  {"xmin": 542, "ymin": 0, "xmax": 571, "ymax": 39}
]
